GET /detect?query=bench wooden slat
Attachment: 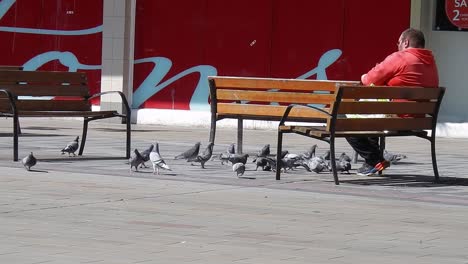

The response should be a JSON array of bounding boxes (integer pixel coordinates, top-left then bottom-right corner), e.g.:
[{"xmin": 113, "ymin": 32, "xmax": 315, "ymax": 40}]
[
  {"xmin": 210, "ymin": 76, "xmax": 359, "ymax": 92},
  {"xmin": 280, "ymin": 125, "xmax": 429, "ymax": 138},
  {"xmin": 339, "ymin": 86, "xmax": 440, "ymax": 100},
  {"xmin": 216, "ymin": 89, "xmax": 334, "ymax": 104},
  {"xmin": 0, "ymin": 70, "xmax": 87, "ymax": 84},
  {"xmin": 0, "ymin": 84, "xmax": 90, "ymax": 96},
  {"xmin": 0, "ymin": 99, "xmax": 91, "ymax": 112},
  {"xmin": 217, "ymin": 103, "xmax": 330, "ymax": 120},
  {"xmin": 330, "ymin": 117, "xmax": 433, "ymax": 131},
  {"xmin": 335, "ymin": 101, "xmax": 437, "ymax": 114},
  {"xmin": 15, "ymin": 110, "xmax": 118, "ymax": 117}
]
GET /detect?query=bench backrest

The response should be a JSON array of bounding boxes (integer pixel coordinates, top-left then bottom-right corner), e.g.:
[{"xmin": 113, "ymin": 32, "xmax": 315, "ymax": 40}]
[
  {"xmin": 329, "ymin": 85, "xmax": 446, "ymax": 132},
  {"xmin": 0, "ymin": 70, "xmax": 91, "ymax": 112},
  {"xmin": 209, "ymin": 76, "xmax": 360, "ymax": 122}
]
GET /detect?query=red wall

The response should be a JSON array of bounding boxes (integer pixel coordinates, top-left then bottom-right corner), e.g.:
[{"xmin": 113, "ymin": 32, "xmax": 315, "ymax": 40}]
[
  {"xmin": 0, "ymin": 0, "xmax": 102, "ymax": 96},
  {"xmin": 133, "ymin": 0, "xmax": 411, "ymax": 110},
  {"xmin": 0, "ymin": 0, "xmax": 411, "ymax": 111}
]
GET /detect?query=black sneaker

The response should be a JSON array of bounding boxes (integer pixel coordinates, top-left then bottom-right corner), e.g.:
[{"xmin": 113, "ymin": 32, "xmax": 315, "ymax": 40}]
[{"xmin": 356, "ymin": 163, "xmax": 375, "ymax": 176}]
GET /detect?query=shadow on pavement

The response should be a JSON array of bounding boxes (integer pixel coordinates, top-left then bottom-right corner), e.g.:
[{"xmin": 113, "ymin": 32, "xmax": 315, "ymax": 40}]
[{"xmin": 341, "ymin": 174, "xmax": 468, "ymax": 187}]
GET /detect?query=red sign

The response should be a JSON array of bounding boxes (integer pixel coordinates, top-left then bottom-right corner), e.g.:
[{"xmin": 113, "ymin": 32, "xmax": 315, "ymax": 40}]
[{"xmin": 446, "ymin": 0, "xmax": 468, "ymax": 29}]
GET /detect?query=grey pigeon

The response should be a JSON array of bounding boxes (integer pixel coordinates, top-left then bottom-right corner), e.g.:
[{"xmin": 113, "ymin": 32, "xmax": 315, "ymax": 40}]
[
  {"xmin": 232, "ymin": 162, "xmax": 246, "ymax": 177},
  {"xmin": 129, "ymin": 149, "xmax": 145, "ymax": 172},
  {"xmin": 149, "ymin": 143, "xmax": 171, "ymax": 175},
  {"xmin": 261, "ymin": 157, "xmax": 279, "ymax": 171},
  {"xmin": 253, "ymin": 157, "xmax": 268, "ymax": 170},
  {"xmin": 226, "ymin": 153, "xmax": 249, "ymax": 165},
  {"xmin": 336, "ymin": 160, "xmax": 352, "ymax": 174},
  {"xmin": 279, "ymin": 150, "xmax": 289, "ymax": 159},
  {"xmin": 139, "ymin": 144, "xmax": 154, "ymax": 168},
  {"xmin": 227, "ymin": 143, "xmax": 236, "ymax": 154},
  {"xmin": 322, "ymin": 150, "xmax": 330, "ymax": 161},
  {"xmin": 188, "ymin": 142, "xmax": 214, "ymax": 168},
  {"xmin": 174, "ymin": 142, "xmax": 201, "ymax": 160},
  {"xmin": 212, "ymin": 143, "xmax": 236, "ymax": 164},
  {"xmin": 301, "ymin": 144, "xmax": 317, "ymax": 159},
  {"xmin": 339, "ymin": 152, "xmax": 352, "ymax": 162},
  {"xmin": 257, "ymin": 144, "xmax": 270, "ymax": 157},
  {"xmin": 384, "ymin": 150, "xmax": 407, "ymax": 164},
  {"xmin": 22, "ymin": 152, "xmax": 37, "ymax": 171},
  {"xmin": 61, "ymin": 136, "xmax": 79, "ymax": 156},
  {"xmin": 335, "ymin": 153, "xmax": 352, "ymax": 173},
  {"xmin": 282, "ymin": 153, "xmax": 301, "ymax": 170},
  {"xmin": 303, "ymin": 156, "xmax": 329, "ymax": 173}
]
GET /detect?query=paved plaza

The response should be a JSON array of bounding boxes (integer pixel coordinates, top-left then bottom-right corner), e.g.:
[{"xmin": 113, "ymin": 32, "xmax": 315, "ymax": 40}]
[{"xmin": 1, "ymin": 118, "xmax": 468, "ymax": 263}]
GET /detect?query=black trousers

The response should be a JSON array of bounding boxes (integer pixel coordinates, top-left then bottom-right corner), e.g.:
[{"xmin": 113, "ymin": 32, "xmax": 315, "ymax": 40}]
[{"xmin": 345, "ymin": 136, "xmax": 383, "ymax": 166}]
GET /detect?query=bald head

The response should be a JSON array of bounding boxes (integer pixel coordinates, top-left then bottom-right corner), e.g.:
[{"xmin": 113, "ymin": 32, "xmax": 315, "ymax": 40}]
[{"xmin": 400, "ymin": 28, "xmax": 425, "ymax": 48}]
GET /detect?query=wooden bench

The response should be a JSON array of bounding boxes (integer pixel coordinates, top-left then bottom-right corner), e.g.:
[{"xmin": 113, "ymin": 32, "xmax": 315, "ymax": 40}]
[
  {"xmin": 276, "ymin": 85, "xmax": 446, "ymax": 185},
  {"xmin": 208, "ymin": 76, "xmax": 360, "ymax": 153},
  {"xmin": 0, "ymin": 70, "xmax": 131, "ymax": 161}
]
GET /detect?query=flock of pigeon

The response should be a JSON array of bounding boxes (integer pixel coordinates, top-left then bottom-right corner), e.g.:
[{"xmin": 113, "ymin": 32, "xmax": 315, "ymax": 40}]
[{"xmin": 20, "ymin": 136, "xmax": 408, "ymax": 178}]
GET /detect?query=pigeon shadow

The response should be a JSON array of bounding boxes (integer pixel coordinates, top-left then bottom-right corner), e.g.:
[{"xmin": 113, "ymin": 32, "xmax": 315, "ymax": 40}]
[
  {"xmin": 93, "ymin": 128, "xmax": 171, "ymax": 133},
  {"xmin": 25, "ymin": 169, "xmax": 49, "ymax": 173},
  {"xmin": 341, "ymin": 174, "xmax": 468, "ymax": 187},
  {"xmin": 22, "ymin": 126, "xmax": 70, "ymax": 131}
]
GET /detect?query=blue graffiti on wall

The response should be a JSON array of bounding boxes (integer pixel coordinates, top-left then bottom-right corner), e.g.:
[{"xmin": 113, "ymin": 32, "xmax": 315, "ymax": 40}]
[{"xmin": 0, "ymin": 1, "xmax": 342, "ymax": 111}]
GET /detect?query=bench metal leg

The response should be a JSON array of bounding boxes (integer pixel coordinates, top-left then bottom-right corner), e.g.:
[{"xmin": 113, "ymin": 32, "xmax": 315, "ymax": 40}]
[
  {"xmin": 237, "ymin": 118, "xmax": 243, "ymax": 154},
  {"xmin": 13, "ymin": 115, "xmax": 19, "ymax": 161},
  {"xmin": 78, "ymin": 119, "xmax": 88, "ymax": 156},
  {"xmin": 126, "ymin": 114, "xmax": 131, "ymax": 159},
  {"xmin": 431, "ymin": 137, "xmax": 440, "ymax": 182},
  {"xmin": 378, "ymin": 136, "xmax": 386, "ymax": 176},
  {"xmin": 276, "ymin": 130, "xmax": 283, "ymax": 180},
  {"xmin": 330, "ymin": 136, "xmax": 340, "ymax": 185}
]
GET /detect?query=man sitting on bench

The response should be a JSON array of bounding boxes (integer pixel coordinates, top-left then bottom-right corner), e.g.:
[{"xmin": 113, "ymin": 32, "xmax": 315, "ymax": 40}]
[{"xmin": 347, "ymin": 28, "xmax": 440, "ymax": 176}]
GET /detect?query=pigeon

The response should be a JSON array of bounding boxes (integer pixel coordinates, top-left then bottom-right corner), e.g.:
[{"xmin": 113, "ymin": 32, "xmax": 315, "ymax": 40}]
[
  {"xmin": 279, "ymin": 150, "xmax": 289, "ymax": 159},
  {"xmin": 174, "ymin": 142, "xmax": 200, "ymax": 160},
  {"xmin": 301, "ymin": 144, "xmax": 318, "ymax": 159},
  {"xmin": 61, "ymin": 136, "xmax": 79, "ymax": 156},
  {"xmin": 335, "ymin": 152, "xmax": 352, "ymax": 173},
  {"xmin": 253, "ymin": 157, "xmax": 268, "ymax": 170},
  {"xmin": 227, "ymin": 143, "xmax": 236, "ymax": 155},
  {"xmin": 212, "ymin": 143, "xmax": 236, "ymax": 164},
  {"xmin": 384, "ymin": 150, "xmax": 407, "ymax": 164},
  {"xmin": 22, "ymin": 152, "xmax": 37, "ymax": 171},
  {"xmin": 232, "ymin": 162, "xmax": 246, "ymax": 177},
  {"xmin": 188, "ymin": 142, "xmax": 214, "ymax": 168},
  {"xmin": 322, "ymin": 150, "xmax": 331, "ymax": 161},
  {"xmin": 257, "ymin": 144, "xmax": 270, "ymax": 157},
  {"xmin": 339, "ymin": 152, "xmax": 352, "ymax": 163},
  {"xmin": 282, "ymin": 153, "xmax": 301, "ymax": 170},
  {"xmin": 302, "ymin": 156, "xmax": 330, "ymax": 173},
  {"xmin": 129, "ymin": 149, "xmax": 145, "ymax": 172},
  {"xmin": 149, "ymin": 143, "xmax": 171, "ymax": 175},
  {"xmin": 139, "ymin": 144, "xmax": 154, "ymax": 168},
  {"xmin": 226, "ymin": 153, "xmax": 249, "ymax": 165}
]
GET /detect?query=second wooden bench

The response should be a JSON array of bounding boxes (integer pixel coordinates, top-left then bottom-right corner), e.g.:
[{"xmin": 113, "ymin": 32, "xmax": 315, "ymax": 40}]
[
  {"xmin": 208, "ymin": 76, "xmax": 359, "ymax": 153},
  {"xmin": 0, "ymin": 70, "xmax": 131, "ymax": 161}
]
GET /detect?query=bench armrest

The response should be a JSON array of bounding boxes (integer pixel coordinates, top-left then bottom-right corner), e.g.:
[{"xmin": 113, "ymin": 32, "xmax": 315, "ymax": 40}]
[
  {"xmin": 0, "ymin": 89, "xmax": 17, "ymax": 115},
  {"xmin": 279, "ymin": 103, "xmax": 331, "ymax": 126},
  {"xmin": 87, "ymin": 91, "xmax": 131, "ymax": 115}
]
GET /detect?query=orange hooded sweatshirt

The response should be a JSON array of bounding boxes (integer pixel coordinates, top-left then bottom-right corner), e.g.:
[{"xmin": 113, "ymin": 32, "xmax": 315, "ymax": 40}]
[{"xmin": 361, "ymin": 48, "xmax": 439, "ymax": 87}]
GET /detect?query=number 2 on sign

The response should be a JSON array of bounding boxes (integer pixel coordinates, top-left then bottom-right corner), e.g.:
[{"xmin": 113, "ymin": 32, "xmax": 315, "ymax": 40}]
[{"xmin": 453, "ymin": 9, "xmax": 460, "ymax": 21}]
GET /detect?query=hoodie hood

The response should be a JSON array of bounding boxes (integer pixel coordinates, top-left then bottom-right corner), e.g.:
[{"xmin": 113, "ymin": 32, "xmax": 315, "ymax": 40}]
[{"xmin": 403, "ymin": 48, "xmax": 436, "ymax": 65}]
